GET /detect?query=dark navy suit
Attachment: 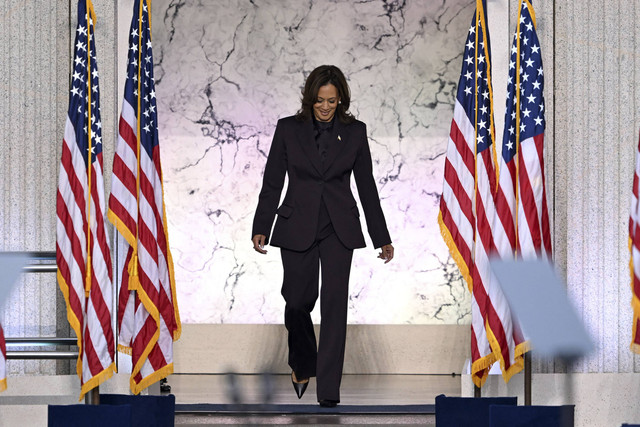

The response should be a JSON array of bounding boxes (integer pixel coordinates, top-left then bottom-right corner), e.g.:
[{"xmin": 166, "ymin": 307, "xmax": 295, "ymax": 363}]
[{"xmin": 252, "ymin": 115, "xmax": 391, "ymax": 401}]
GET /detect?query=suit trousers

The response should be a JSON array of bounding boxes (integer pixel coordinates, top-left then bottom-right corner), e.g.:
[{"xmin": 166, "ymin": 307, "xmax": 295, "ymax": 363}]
[{"xmin": 280, "ymin": 220, "xmax": 353, "ymax": 402}]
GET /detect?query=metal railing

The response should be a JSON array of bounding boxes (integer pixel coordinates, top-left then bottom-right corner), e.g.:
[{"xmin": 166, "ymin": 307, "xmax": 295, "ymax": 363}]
[{"xmin": 4, "ymin": 251, "xmax": 77, "ymax": 360}]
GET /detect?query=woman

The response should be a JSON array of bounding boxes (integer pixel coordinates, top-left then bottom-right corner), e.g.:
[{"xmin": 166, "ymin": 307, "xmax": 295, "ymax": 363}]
[{"xmin": 252, "ymin": 65, "xmax": 394, "ymax": 407}]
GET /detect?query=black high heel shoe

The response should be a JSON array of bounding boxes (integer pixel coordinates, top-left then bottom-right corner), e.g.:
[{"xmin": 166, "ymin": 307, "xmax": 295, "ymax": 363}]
[{"xmin": 291, "ymin": 372, "xmax": 308, "ymax": 399}]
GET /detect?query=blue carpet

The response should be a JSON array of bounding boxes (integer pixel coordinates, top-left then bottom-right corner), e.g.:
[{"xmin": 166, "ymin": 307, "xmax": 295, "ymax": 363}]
[{"xmin": 175, "ymin": 403, "xmax": 435, "ymax": 414}]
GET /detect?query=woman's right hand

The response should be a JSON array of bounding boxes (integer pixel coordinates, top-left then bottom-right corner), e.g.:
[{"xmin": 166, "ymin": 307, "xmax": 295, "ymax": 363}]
[{"xmin": 252, "ymin": 234, "xmax": 267, "ymax": 254}]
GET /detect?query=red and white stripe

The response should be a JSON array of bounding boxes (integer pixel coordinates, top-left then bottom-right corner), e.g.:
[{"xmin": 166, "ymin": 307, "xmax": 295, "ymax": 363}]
[
  {"xmin": 440, "ymin": 100, "xmax": 500, "ymax": 386},
  {"xmin": 517, "ymin": 134, "xmax": 552, "ymax": 259},
  {"xmin": 0, "ymin": 325, "xmax": 6, "ymax": 392},
  {"xmin": 56, "ymin": 115, "xmax": 114, "ymax": 400},
  {"xmin": 109, "ymin": 98, "xmax": 179, "ymax": 394},
  {"xmin": 629, "ymin": 130, "xmax": 640, "ymax": 353}
]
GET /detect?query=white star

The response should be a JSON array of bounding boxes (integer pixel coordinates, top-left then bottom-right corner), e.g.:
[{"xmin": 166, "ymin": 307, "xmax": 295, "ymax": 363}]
[
  {"xmin": 134, "ymin": 89, "xmax": 138, "ymax": 97},
  {"xmin": 478, "ymin": 119, "xmax": 486, "ymax": 130},
  {"xmin": 508, "ymin": 126, "xmax": 515, "ymax": 135},
  {"xmin": 92, "ymin": 68, "xmax": 99, "ymax": 79},
  {"xmin": 532, "ymin": 80, "xmax": 541, "ymax": 90},
  {"xmin": 520, "ymin": 15, "xmax": 526, "ymax": 24},
  {"xmin": 480, "ymin": 105, "xmax": 488, "ymax": 115},
  {"xmin": 131, "ymin": 58, "xmax": 138, "ymax": 67},
  {"xmin": 509, "ymin": 60, "xmax": 515, "ymax": 70},
  {"xmin": 507, "ymin": 76, "xmax": 513, "ymax": 85},
  {"xmin": 92, "ymin": 83, "xmax": 99, "ymax": 93},
  {"xmin": 76, "ymin": 41, "xmax": 86, "ymax": 52},
  {"xmin": 477, "ymin": 134, "xmax": 484, "ymax": 144},
  {"xmin": 482, "ymin": 90, "xmax": 489, "ymax": 100},
  {"xmin": 522, "ymin": 108, "xmax": 531, "ymax": 118},
  {"xmin": 534, "ymin": 116, "xmax": 543, "ymax": 126},
  {"xmin": 526, "ymin": 22, "xmax": 533, "ymax": 32},
  {"xmin": 145, "ymin": 55, "xmax": 152, "ymax": 64},
  {"xmin": 130, "ymin": 43, "xmax": 138, "ymax": 53},
  {"xmin": 477, "ymin": 69, "xmax": 483, "ymax": 78},
  {"xmin": 149, "ymin": 105, "xmax": 156, "ymax": 113},
  {"xmin": 74, "ymin": 56, "xmax": 84, "ymax": 67},
  {"xmin": 94, "ymin": 134, "xmax": 102, "ymax": 145},
  {"xmin": 525, "ymin": 58, "xmax": 534, "ymax": 68},
  {"xmin": 144, "ymin": 124, "xmax": 150, "ymax": 133},
  {"xmin": 464, "ymin": 86, "xmax": 472, "ymax": 96},
  {"xmin": 469, "ymin": 25, "xmax": 475, "ymax": 34},
  {"xmin": 539, "ymin": 103, "xmax": 544, "ymax": 112},
  {"xmin": 96, "ymin": 120, "xmax": 102, "ymax": 130},
  {"xmin": 131, "ymin": 28, "xmax": 138, "ymax": 38},
  {"xmin": 149, "ymin": 89, "xmax": 156, "ymax": 99},
  {"xmin": 70, "ymin": 86, "xmax": 80, "ymax": 97},
  {"xmin": 478, "ymin": 54, "xmax": 485, "ymax": 64},
  {"xmin": 511, "ymin": 45, "xmax": 517, "ymax": 55},
  {"xmin": 466, "ymin": 40, "xmax": 474, "ymax": 50},
  {"xmin": 520, "ymin": 123, "xmax": 526, "ymax": 132},
  {"xmin": 146, "ymin": 39, "xmax": 153, "ymax": 50},
  {"xmin": 506, "ymin": 141, "xmax": 514, "ymax": 150},
  {"xmin": 522, "ymin": 72, "xmax": 529, "ymax": 82},
  {"xmin": 527, "ymin": 93, "xmax": 536, "ymax": 104},
  {"xmin": 143, "ymin": 109, "xmax": 150, "ymax": 118},
  {"xmin": 77, "ymin": 25, "xmax": 87, "ymax": 36},
  {"xmin": 464, "ymin": 70, "xmax": 473, "ymax": 80},
  {"xmin": 72, "ymin": 71, "xmax": 82, "ymax": 82},
  {"xmin": 531, "ymin": 45, "xmax": 540, "ymax": 54},
  {"xmin": 538, "ymin": 67, "xmax": 544, "ymax": 76},
  {"xmin": 511, "ymin": 111, "xmax": 517, "ymax": 120}
]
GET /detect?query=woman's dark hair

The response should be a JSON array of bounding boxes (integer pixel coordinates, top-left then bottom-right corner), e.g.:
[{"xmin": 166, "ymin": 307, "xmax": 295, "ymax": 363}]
[{"xmin": 296, "ymin": 65, "xmax": 355, "ymax": 124}]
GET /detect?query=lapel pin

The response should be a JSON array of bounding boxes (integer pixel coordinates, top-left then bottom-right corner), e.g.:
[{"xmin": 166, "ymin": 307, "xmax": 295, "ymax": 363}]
[{"xmin": 338, "ymin": 135, "xmax": 342, "ymax": 141}]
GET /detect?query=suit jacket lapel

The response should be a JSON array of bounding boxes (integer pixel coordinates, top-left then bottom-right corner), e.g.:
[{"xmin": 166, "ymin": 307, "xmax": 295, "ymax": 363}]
[
  {"xmin": 296, "ymin": 119, "xmax": 323, "ymax": 175},
  {"xmin": 322, "ymin": 119, "xmax": 347, "ymax": 173}
]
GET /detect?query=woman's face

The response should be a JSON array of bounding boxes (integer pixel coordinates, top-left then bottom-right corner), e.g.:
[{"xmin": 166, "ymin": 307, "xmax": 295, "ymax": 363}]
[{"xmin": 313, "ymin": 84, "xmax": 340, "ymax": 122}]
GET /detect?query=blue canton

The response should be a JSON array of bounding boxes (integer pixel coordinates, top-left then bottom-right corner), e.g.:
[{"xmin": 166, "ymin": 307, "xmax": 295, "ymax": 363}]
[
  {"xmin": 502, "ymin": 2, "xmax": 545, "ymax": 162},
  {"xmin": 456, "ymin": 7, "xmax": 494, "ymax": 155},
  {"xmin": 69, "ymin": 0, "xmax": 102, "ymax": 165},
  {"xmin": 124, "ymin": 0, "xmax": 158, "ymax": 158}
]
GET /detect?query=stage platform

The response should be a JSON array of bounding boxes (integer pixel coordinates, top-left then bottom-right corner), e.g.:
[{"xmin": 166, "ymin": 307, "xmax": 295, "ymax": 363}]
[{"xmin": 169, "ymin": 373, "xmax": 457, "ymax": 425}]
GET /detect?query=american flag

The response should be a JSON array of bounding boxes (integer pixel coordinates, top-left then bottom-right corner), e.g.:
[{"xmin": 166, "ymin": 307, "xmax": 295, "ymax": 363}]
[
  {"xmin": 497, "ymin": 0, "xmax": 551, "ymax": 261},
  {"xmin": 56, "ymin": 0, "xmax": 115, "ymax": 400},
  {"xmin": 108, "ymin": 0, "xmax": 181, "ymax": 394},
  {"xmin": 438, "ymin": 0, "xmax": 520, "ymax": 387},
  {"xmin": 629, "ymin": 129, "xmax": 640, "ymax": 353},
  {"xmin": 0, "ymin": 325, "xmax": 6, "ymax": 392}
]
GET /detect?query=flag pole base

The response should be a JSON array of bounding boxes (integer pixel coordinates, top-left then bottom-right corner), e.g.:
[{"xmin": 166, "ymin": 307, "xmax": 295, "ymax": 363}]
[{"xmin": 85, "ymin": 386, "xmax": 100, "ymax": 405}]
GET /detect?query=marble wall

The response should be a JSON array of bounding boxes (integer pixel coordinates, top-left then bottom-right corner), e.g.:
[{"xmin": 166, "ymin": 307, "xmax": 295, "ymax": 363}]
[{"xmin": 150, "ymin": 0, "xmax": 475, "ymax": 324}]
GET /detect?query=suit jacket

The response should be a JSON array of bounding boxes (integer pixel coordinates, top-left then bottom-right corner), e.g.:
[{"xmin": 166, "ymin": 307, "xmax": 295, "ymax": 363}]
[{"xmin": 252, "ymin": 115, "xmax": 391, "ymax": 251}]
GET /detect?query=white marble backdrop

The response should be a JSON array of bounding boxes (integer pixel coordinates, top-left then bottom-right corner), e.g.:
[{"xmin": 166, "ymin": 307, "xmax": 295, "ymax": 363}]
[{"xmin": 149, "ymin": 0, "xmax": 474, "ymax": 324}]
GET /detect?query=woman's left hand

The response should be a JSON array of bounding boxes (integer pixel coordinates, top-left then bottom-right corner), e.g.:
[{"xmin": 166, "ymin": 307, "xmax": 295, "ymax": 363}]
[{"xmin": 378, "ymin": 244, "xmax": 394, "ymax": 264}]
